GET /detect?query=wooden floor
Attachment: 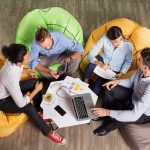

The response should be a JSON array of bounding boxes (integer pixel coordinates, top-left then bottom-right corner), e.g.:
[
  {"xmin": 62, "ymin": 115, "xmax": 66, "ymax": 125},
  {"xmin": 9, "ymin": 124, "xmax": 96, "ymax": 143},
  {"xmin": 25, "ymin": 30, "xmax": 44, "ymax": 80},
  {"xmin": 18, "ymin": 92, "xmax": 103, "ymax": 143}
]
[{"xmin": 1, "ymin": 0, "xmax": 150, "ymax": 149}]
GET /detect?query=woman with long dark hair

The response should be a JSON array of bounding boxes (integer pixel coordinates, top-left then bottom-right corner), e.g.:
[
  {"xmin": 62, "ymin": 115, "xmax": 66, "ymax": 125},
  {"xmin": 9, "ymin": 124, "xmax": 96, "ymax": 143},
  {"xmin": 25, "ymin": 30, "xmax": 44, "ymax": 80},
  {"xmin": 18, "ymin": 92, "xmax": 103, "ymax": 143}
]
[
  {"xmin": 84, "ymin": 26, "xmax": 133, "ymax": 95},
  {"xmin": 0, "ymin": 44, "xmax": 67, "ymax": 144}
]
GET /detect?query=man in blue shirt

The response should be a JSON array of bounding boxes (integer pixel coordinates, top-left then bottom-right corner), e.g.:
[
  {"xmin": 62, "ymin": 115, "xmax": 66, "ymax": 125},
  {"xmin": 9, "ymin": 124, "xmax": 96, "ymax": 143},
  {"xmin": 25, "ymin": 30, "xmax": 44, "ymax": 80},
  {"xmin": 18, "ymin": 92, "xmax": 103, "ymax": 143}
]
[{"xmin": 29, "ymin": 28, "xmax": 84, "ymax": 79}]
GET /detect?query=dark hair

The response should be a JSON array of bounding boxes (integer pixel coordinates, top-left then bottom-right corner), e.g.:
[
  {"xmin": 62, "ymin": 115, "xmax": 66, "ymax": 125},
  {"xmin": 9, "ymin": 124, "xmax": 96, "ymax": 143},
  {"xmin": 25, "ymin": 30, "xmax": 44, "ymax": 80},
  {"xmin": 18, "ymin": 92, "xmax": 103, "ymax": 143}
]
[
  {"xmin": 141, "ymin": 48, "xmax": 150, "ymax": 69},
  {"xmin": 106, "ymin": 26, "xmax": 123, "ymax": 40},
  {"xmin": 2, "ymin": 44, "xmax": 27, "ymax": 64},
  {"xmin": 35, "ymin": 27, "xmax": 50, "ymax": 42}
]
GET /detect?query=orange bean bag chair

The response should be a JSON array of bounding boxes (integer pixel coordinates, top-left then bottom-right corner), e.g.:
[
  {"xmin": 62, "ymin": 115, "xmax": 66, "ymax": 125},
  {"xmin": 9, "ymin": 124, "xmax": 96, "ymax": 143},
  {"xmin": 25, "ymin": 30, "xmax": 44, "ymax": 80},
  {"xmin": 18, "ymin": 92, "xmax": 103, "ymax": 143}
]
[
  {"xmin": 80, "ymin": 18, "xmax": 150, "ymax": 79},
  {"xmin": 0, "ymin": 55, "xmax": 31, "ymax": 137},
  {"xmin": 80, "ymin": 18, "xmax": 150, "ymax": 149}
]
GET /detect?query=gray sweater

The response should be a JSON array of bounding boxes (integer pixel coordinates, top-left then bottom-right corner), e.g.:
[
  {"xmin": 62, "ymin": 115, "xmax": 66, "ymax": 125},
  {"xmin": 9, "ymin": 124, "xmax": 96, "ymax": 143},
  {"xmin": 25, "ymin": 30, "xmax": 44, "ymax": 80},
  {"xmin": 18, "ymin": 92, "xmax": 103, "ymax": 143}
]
[{"xmin": 110, "ymin": 68, "xmax": 150, "ymax": 122}]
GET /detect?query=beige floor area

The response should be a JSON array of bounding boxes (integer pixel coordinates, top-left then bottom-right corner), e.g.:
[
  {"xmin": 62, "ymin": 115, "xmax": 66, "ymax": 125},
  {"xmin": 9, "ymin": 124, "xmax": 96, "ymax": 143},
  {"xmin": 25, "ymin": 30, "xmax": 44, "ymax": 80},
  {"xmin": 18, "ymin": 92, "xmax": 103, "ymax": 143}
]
[{"xmin": 0, "ymin": 0, "xmax": 150, "ymax": 150}]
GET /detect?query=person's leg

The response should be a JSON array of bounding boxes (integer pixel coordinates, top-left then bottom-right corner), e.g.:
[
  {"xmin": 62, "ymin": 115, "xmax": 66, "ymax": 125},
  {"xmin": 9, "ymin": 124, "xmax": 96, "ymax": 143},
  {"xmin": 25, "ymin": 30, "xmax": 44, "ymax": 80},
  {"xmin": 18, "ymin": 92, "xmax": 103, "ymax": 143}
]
[
  {"xmin": 56, "ymin": 51, "xmax": 80, "ymax": 76},
  {"xmin": 84, "ymin": 55, "xmax": 104, "ymax": 83},
  {"xmin": 92, "ymin": 77, "xmax": 109, "ymax": 94},
  {"xmin": 93, "ymin": 85, "xmax": 133, "ymax": 122},
  {"xmin": 94, "ymin": 114, "xmax": 150, "ymax": 136},
  {"xmin": 20, "ymin": 78, "xmax": 38, "ymax": 94},
  {"xmin": 39, "ymin": 55, "xmax": 60, "ymax": 78},
  {"xmin": 0, "ymin": 97, "xmax": 66, "ymax": 144},
  {"xmin": 84, "ymin": 63, "xmax": 97, "ymax": 83},
  {"xmin": 102, "ymin": 85, "xmax": 133, "ymax": 110},
  {"xmin": 20, "ymin": 78, "xmax": 42, "ymax": 111},
  {"xmin": 65, "ymin": 57, "xmax": 80, "ymax": 76},
  {"xmin": 0, "ymin": 97, "xmax": 51, "ymax": 135}
]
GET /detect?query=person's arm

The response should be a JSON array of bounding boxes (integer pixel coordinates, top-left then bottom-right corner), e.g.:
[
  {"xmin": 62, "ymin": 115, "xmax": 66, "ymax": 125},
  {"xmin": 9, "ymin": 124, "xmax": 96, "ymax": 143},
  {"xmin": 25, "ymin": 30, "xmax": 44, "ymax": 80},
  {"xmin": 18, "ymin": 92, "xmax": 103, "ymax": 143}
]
[
  {"xmin": 5, "ymin": 73, "xmax": 30, "ymax": 108},
  {"xmin": 58, "ymin": 32, "xmax": 84, "ymax": 58},
  {"xmin": 118, "ymin": 69, "xmax": 139, "ymax": 88},
  {"xmin": 35, "ymin": 64, "xmax": 59, "ymax": 79},
  {"xmin": 22, "ymin": 68, "xmax": 37, "ymax": 78},
  {"xmin": 29, "ymin": 41, "xmax": 59, "ymax": 79},
  {"xmin": 28, "ymin": 41, "xmax": 42, "ymax": 70},
  {"xmin": 120, "ymin": 44, "xmax": 133, "ymax": 74},
  {"xmin": 27, "ymin": 82, "xmax": 43, "ymax": 100},
  {"xmin": 91, "ymin": 85, "xmax": 150, "ymax": 122},
  {"xmin": 61, "ymin": 51, "xmax": 81, "ymax": 63},
  {"xmin": 103, "ymin": 69, "xmax": 139, "ymax": 90},
  {"xmin": 87, "ymin": 36, "xmax": 104, "ymax": 64},
  {"xmin": 5, "ymin": 69, "xmax": 44, "ymax": 108},
  {"xmin": 35, "ymin": 64, "xmax": 50, "ymax": 74},
  {"xmin": 110, "ymin": 85, "xmax": 150, "ymax": 122}
]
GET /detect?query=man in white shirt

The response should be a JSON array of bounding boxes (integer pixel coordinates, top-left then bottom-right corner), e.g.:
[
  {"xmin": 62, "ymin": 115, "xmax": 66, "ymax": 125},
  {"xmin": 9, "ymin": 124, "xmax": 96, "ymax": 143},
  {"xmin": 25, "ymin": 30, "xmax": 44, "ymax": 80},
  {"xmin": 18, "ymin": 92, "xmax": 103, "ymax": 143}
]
[{"xmin": 91, "ymin": 48, "xmax": 150, "ymax": 136}]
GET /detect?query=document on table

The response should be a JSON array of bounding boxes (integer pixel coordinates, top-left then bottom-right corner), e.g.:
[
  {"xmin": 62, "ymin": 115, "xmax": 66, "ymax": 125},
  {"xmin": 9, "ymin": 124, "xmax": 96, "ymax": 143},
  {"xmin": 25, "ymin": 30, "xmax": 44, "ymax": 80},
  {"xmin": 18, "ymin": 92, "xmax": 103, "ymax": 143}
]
[
  {"xmin": 94, "ymin": 66, "xmax": 116, "ymax": 80},
  {"xmin": 61, "ymin": 76, "xmax": 89, "ymax": 95}
]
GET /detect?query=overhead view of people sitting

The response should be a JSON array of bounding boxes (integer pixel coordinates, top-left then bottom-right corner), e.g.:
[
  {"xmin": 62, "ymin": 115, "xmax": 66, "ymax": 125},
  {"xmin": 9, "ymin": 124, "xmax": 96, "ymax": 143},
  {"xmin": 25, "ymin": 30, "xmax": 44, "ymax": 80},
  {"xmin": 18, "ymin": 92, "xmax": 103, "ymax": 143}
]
[
  {"xmin": 84, "ymin": 26, "xmax": 133, "ymax": 94},
  {"xmin": 2, "ymin": 4, "xmax": 150, "ymax": 150},
  {"xmin": 91, "ymin": 48, "xmax": 150, "ymax": 136},
  {"xmin": 0, "ymin": 44, "xmax": 67, "ymax": 144},
  {"xmin": 29, "ymin": 27, "xmax": 84, "ymax": 79}
]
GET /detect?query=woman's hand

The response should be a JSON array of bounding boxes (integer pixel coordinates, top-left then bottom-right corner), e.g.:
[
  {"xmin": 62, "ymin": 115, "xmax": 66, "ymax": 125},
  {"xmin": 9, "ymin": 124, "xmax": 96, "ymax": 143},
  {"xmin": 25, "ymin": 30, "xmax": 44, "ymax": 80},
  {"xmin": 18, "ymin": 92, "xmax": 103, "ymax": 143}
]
[
  {"xmin": 103, "ymin": 80, "xmax": 120, "ymax": 90},
  {"xmin": 28, "ymin": 70, "xmax": 37, "ymax": 78},
  {"xmin": 91, "ymin": 108, "xmax": 110, "ymax": 117},
  {"xmin": 115, "ymin": 73, "xmax": 123, "ymax": 79},
  {"xmin": 35, "ymin": 82, "xmax": 43, "ymax": 92},
  {"xmin": 100, "ymin": 64, "xmax": 110, "ymax": 70},
  {"xmin": 49, "ymin": 70, "xmax": 60, "ymax": 79}
]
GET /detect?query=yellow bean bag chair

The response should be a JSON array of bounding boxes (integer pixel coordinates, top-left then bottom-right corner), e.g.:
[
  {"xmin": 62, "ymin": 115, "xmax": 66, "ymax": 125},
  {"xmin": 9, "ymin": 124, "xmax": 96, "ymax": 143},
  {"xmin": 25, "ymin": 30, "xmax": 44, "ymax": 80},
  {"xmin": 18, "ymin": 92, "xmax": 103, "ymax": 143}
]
[
  {"xmin": 0, "ymin": 55, "xmax": 30, "ymax": 137},
  {"xmin": 80, "ymin": 18, "xmax": 150, "ymax": 79}
]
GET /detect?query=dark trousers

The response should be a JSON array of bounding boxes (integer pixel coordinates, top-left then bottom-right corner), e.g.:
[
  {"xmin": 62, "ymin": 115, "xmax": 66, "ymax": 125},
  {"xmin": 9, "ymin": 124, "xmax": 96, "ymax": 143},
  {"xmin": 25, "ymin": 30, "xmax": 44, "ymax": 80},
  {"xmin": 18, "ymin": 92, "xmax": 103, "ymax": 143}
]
[
  {"xmin": 84, "ymin": 56, "xmax": 109, "ymax": 94},
  {"xmin": 0, "ymin": 78, "xmax": 51, "ymax": 136},
  {"xmin": 102, "ymin": 85, "xmax": 150, "ymax": 131}
]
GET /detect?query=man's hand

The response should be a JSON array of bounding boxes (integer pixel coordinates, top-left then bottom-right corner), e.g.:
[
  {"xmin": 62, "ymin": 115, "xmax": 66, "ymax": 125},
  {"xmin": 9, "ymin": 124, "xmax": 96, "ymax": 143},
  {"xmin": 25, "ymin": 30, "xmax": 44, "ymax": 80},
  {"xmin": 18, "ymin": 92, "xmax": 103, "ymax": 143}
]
[
  {"xmin": 61, "ymin": 56, "xmax": 71, "ymax": 63},
  {"xmin": 91, "ymin": 108, "xmax": 110, "ymax": 117},
  {"xmin": 115, "ymin": 73, "xmax": 123, "ymax": 79},
  {"xmin": 28, "ymin": 70, "xmax": 37, "ymax": 78},
  {"xmin": 103, "ymin": 80, "xmax": 120, "ymax": 90},
  {"xmin": 49, "ymin": 70, "xmax": 60, "ymax": 79}
]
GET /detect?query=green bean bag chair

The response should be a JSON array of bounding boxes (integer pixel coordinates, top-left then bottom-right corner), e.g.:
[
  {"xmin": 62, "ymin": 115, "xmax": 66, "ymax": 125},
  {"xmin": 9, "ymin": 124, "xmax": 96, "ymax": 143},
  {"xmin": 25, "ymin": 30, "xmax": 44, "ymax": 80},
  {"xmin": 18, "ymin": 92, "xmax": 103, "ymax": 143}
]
[{"xmin": 16, "ymin": 7, "xmax": 84, "ymax": 77}]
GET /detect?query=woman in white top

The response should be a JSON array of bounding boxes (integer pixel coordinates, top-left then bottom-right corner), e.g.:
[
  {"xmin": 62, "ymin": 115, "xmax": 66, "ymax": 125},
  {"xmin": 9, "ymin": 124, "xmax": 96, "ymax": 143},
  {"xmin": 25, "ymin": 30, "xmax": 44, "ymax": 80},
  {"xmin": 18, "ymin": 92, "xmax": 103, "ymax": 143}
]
[{"xmin": 0, "ymin": 44, "xmax": 67, "ymax": 144}]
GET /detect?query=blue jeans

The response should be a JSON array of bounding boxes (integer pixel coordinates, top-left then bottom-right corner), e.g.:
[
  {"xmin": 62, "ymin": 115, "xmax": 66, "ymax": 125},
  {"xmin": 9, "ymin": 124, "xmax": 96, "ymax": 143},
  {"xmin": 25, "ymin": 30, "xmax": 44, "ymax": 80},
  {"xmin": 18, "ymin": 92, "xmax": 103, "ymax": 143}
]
[{"xmin": 84, "ymin": 56, "xmax": 109, "ymax": 94}]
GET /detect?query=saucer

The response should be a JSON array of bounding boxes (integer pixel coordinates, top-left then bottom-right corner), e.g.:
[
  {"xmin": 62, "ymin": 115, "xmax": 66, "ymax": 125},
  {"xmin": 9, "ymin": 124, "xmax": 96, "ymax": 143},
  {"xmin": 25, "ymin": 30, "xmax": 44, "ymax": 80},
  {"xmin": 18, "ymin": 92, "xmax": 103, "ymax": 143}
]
[{"xmin": 43, "ymin": 93, "xmax": 55, "ymax": 105}]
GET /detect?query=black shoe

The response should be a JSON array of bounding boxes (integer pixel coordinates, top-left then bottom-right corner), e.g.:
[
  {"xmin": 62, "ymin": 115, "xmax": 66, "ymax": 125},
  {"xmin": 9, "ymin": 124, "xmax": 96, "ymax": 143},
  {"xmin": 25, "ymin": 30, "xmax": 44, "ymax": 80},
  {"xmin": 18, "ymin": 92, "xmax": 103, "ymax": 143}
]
[
  {"xmin": 93, "ymin": 126, "xmax": 111, "ymax": 136},
  {"xmin": 92, "ymin": 117, "xmax": 103, "ymax": 121}
]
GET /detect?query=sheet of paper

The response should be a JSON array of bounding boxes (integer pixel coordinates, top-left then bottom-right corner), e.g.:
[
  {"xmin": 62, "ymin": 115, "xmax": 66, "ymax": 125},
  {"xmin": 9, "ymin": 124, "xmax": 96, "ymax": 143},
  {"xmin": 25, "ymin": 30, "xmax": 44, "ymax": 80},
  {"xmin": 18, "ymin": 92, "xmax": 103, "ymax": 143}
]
[
  {"xmin": 94, "ymin": 66, "xmax": 116, "ymax": 80},
  {"xmin": 61, "ymin": 76, "xmax": 89, "ymax": 95}
]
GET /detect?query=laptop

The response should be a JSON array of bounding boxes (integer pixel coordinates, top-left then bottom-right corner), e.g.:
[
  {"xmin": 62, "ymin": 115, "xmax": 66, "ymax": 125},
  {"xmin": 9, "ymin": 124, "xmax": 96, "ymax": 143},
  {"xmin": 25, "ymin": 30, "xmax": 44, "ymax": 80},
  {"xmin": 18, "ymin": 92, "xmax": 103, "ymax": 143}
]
[{"xmin": 71, "ymin": 93, "xmax": 97, "ymax": 121}]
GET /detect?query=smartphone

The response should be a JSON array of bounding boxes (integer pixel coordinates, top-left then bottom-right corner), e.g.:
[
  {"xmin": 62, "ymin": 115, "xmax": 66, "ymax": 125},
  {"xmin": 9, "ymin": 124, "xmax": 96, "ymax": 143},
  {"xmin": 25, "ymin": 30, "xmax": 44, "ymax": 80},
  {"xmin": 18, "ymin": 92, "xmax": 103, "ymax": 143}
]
[{"xmin": 54, "ymin": 105, "xmax": 66, "ymax": 116}]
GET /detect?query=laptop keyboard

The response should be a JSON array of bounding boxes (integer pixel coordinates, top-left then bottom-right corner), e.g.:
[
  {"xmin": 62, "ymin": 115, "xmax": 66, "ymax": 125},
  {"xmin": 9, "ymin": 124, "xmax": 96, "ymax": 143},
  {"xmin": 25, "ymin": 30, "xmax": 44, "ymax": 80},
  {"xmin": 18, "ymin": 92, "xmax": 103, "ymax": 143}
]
[{"xmin": 72, "ymin": 96, "xmax": 89, "ymax": 120}]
